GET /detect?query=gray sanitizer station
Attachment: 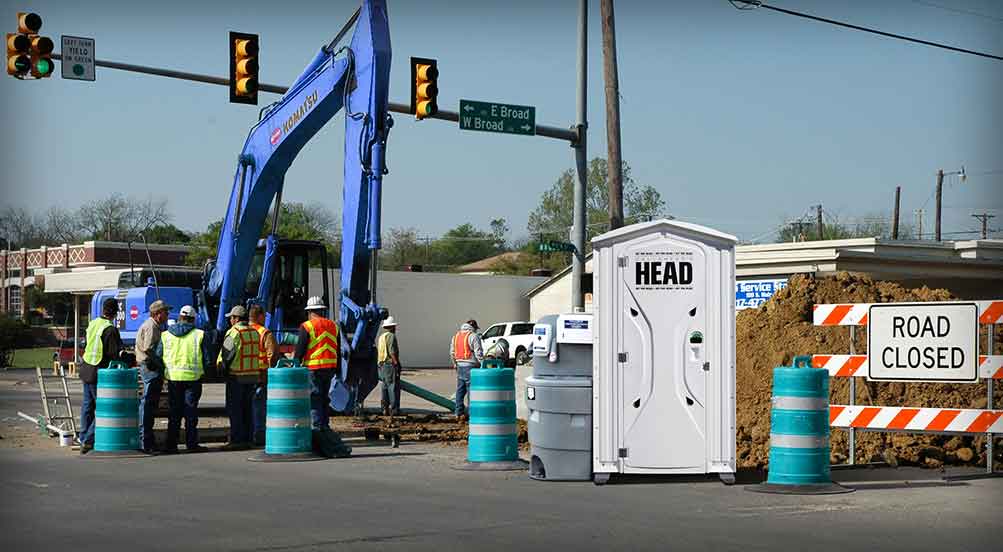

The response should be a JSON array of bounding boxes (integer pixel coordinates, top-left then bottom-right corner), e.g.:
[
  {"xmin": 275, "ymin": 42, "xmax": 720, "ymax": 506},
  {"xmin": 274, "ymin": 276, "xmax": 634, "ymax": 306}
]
[{"xmin": 527, "ymin": 313, "xmax": 594, "ymax": 481}]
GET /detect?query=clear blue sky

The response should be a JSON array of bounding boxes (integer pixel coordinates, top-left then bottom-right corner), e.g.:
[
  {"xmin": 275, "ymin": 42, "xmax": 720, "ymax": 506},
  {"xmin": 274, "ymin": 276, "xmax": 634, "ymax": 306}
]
[{"xmin": 1, "ymin": 0, "xmax": 1000, "ymax": 242}]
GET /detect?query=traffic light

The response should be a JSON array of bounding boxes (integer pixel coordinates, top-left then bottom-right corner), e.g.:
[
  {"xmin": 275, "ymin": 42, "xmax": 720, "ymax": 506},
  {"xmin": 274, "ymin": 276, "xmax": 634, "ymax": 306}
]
[
  {"xmin": 29, "ymin": 33, "xmax": 53, "ymax": 78},
  {"xmin": 6, "ymin": 32, "xmax": 29, "ymax": 76},
  {"xmin": 229, "ymin": 31, "xmax": 259, "ymax": 105},
  {"xmin": 410, "ymin": 57, "xmax": 438, "ymax": 120}
]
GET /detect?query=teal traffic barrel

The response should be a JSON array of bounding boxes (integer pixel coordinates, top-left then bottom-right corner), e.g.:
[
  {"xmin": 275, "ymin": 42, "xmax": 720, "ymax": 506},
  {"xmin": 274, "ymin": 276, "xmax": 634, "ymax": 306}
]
[
  {"xmin": 467, "ymin": 366, "xmax": 518, "ymax": 462},
  {"xmin": 753, "ymin": 355, "xmax": 850, "ymax": 494},
  {"xmin": 265, "ymin": 366, "xmax": 312, "ymax": 455},
  {"xmin": 94, "ymin": 361, "xmax": 140, "ymax": 452}
]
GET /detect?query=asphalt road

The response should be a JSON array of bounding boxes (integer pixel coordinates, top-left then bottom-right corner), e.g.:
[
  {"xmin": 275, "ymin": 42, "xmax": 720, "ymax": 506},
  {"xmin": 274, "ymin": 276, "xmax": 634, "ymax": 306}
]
[{"xmin": 1, "ymin": 369, "xmax": 999, "ymax": 551}]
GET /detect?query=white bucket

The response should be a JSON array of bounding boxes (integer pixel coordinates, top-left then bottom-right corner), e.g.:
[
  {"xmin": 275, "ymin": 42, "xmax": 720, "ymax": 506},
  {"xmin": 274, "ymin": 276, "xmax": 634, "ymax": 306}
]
[{"xmin": 59, "ymin": 433, "xmax": 73, "ymax": 447}]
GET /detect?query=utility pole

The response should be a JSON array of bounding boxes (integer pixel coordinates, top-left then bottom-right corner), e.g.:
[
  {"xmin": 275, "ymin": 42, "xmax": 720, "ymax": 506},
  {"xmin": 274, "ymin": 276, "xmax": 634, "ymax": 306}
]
[
  {"xmin": 972, "ymin": 213, "xmax": 995, "ymax": 239},
  {"xmin": 892, "ymin": 186, "xmax": 901, "ymax": 240},
  {"xmin": 816, "ymin": 204, "xmax": 824, "ymax": 240},
  {"xmin": 915, "ymin": 209, "xmax": 924, "ymax": 240},
  {"xmin": 571, "ymin": 0, "xmax": 588, "ymax": 312},
  {"xmin": 601, "ymin": 0, "xmax": 624, "ymax": 231},
  {"xmin": 935, "ymin": 169, "xmax": 944, "ymax": 241}
]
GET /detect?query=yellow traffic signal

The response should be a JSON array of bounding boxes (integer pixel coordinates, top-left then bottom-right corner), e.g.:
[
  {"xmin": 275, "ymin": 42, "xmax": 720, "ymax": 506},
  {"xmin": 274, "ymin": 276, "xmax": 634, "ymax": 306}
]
[
  {"xmin": 8, "ymin": 12, "xmax": 51, "ymax": 79},
  {"xmin": 29, "ymin": 34, "xmax": 53, "ymax": 78},
  {"xmin": 6, "ymin": 32, "xmax": 29, "ymax": 76},
  {"xmin": 410, "ymin": 57, "xmax": 438, "ymax": 120},
  {"xmin": 229, "ymin": 31, "xmax": 259, "ymax": 105}
]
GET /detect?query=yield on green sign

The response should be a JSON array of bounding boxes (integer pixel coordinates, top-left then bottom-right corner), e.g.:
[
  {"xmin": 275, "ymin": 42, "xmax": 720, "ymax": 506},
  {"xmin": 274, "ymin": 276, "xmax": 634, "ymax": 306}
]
[{"xmin": 459, "ymin": 99, "xmax": 535, "ymax": 136}]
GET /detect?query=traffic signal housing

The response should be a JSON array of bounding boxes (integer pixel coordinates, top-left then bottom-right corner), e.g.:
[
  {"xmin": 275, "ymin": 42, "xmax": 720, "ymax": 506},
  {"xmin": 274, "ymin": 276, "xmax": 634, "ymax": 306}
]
[
  {"xmin": 7, "ymin": 12, "xmax": 52, "ymax": 79},
  {"xmin": 29, "ymin": 34, "xmax": 53, "ymax": 78},
  {"xmin": 229, "ymin": 31, "xmax": 259, "ymax": 105},
  {"xmin": 410, "ymin": 57, "xmax": 438, "ymax": 120},
  {"xmin": 6, "ymin": 32, "xmax": 29, "ymax": 76}
]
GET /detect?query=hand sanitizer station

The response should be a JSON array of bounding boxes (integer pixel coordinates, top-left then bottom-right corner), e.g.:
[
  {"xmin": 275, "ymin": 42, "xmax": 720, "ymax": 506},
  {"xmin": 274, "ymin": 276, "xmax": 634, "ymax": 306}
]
[{"xmin": 592, "ymin": 220, "xmax": 737, "ymax": 485}]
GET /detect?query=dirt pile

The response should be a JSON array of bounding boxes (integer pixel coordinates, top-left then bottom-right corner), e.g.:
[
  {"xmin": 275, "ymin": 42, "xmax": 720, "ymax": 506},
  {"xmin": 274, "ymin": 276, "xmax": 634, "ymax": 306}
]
[{"xmin": 736, "ymin": 272, "xmax": 1002, "ymax": 470}]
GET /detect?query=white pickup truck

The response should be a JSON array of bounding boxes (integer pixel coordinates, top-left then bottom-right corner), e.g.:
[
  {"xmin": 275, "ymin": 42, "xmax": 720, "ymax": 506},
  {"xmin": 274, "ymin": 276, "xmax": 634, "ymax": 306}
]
[{"xmin": 480, "ymin": 321, "xmax": 536, "ymax": 366}]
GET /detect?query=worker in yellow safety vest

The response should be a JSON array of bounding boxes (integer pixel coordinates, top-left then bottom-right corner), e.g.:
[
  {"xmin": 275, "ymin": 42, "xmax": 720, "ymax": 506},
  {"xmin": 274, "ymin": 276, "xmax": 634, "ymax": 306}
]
[
  {"xmin": 293, "ymin": 296, "xmax": 339, "ymax": 429},
  {"xmin": 248, "ymin": 303, "xmax": 278, "ymax": 446},
  {"xmin": 217, "ymin": 305, "xmax": 262, "ymax": 450},
  {"xmin": 449, "ymin": 319, "xmax": 483, "ymax": 420},
  {"xmin": 77, "ymin": 297, "xmax": 126, "ymax": 454},
  {"xmin": 157, "ymin": 305, "xmax": 209, "ymax": 453}
]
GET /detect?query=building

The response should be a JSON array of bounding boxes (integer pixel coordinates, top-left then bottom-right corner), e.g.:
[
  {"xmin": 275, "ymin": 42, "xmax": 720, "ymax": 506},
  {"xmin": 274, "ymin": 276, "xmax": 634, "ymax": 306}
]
[
  {"xmin": 1, "ymin": 241, "xmax": 191, "ymax": 319},
  {"xmin": 526, "ymin": 237, "xmax": 1003, "ymax": 320},
  {"xmin": 455, "ymin": 252, "xmax": 530, "ymax": 275}
]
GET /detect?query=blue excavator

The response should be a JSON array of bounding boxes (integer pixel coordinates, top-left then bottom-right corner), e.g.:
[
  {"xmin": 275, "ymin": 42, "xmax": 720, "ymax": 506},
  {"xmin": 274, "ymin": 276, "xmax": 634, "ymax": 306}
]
[{"xmin": 92, "ymin": 0, "xmax": 392, "ymax": 412}]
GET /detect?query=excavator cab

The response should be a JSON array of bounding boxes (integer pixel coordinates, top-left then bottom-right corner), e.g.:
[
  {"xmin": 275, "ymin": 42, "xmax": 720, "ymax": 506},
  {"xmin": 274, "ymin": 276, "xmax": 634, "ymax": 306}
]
[{"xmin": 243, "ymin": 239, "xmax": 331, "ymax": 336}]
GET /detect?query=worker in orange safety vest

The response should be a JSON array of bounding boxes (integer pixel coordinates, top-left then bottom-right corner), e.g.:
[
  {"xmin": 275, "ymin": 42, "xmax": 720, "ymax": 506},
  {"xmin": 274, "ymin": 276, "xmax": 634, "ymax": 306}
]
[
  {"xmin": 449, "ymin": 319, "xmax": 483, "ymax": 420},
  {"xmin": 294, "ymin": 296, "xmax": 340, "ymax": 429}
]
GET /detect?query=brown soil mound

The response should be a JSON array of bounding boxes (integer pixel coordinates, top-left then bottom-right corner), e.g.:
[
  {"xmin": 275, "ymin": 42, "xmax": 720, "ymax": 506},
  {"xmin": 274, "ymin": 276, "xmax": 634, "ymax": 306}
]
[{"xmin": 736, "ymin": 272, "xmax": 1002, "ymax": 470}]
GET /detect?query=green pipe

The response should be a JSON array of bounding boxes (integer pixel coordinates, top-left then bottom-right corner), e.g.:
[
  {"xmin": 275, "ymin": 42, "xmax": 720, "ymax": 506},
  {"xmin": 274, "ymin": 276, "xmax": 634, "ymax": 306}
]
[{"xmin": 400, "ymin": 378, "xmax": 455, "ymax": 412}]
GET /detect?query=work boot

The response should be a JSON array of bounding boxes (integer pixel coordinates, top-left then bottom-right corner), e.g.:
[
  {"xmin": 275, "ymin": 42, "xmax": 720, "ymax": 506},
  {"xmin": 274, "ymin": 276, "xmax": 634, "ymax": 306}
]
[
  {"xmin": 187, "ymin": 445, "xmax": 210, "ymax": 453},
  {"xmin": 221, "ymin": 442, "xmax": 251, "ymax": 452},
  {"xmin": 79, "ymin": 443, "xmax": 93, "ymax": 455}
]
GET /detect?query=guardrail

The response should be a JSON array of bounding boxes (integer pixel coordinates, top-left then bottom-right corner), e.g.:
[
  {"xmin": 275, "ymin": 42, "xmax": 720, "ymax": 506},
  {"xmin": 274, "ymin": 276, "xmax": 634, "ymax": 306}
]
[{"xmin": 811, "ymin": 300, "xmax": 1001, "ymax": 477}]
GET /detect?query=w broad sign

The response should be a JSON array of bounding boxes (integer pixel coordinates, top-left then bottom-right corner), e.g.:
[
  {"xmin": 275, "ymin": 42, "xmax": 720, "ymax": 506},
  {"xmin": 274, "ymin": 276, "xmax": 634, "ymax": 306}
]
[{"xmin": 867, "ymin": 302, "xmax": 978, "ymax": 383}]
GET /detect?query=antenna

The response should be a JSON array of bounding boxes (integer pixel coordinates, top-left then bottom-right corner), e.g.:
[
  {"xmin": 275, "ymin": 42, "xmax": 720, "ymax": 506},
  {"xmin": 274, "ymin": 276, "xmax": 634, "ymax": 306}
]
[{"xmin": 139, "ymin": 233, "xmax": 161, "ymax": 300}]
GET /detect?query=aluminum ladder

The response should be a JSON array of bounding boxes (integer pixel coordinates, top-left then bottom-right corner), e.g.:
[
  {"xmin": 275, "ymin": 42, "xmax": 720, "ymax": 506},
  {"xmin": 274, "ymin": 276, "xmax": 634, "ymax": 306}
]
[{"xmin": 35, "ymin": 364, "xmax": 77, "ymax": 437}]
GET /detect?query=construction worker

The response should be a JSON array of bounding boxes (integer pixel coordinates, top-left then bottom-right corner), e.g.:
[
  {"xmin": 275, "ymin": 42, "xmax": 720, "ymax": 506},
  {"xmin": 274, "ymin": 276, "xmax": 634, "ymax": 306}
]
[
  {"xmin": 217, "ymin": 305, "xmax": 261, "ymax": 451},
  {"xmin": 136, "ymin": 299, "xmax": 170, "ymax": 454},
  {"xmin": 293, "ymin": 296, "xmax": 339, "ymax": 429},
  {"xmin": 158, "ymin": 305, "xmax": 209, "ymax": 453},
  {"xmin": 377, "ymin": 316, "xmax": 401, "ymax": 416},
  {"xmin": 248, "ymin": 304, "xmax": 278, "ymax": 447},
  {"xmin": 449, "ymin": 319, "xmax": 483, "ymax": 420},
  {"xmin": 77, "ymin": 298, "xmax": 126, "ymax": 454}
]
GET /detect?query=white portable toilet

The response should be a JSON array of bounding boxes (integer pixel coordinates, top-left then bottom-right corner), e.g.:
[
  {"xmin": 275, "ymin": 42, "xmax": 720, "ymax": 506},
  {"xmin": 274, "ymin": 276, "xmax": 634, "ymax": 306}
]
[{"xmin": 591, "ymin": 219, "xmax": 736, "ymax": 485}]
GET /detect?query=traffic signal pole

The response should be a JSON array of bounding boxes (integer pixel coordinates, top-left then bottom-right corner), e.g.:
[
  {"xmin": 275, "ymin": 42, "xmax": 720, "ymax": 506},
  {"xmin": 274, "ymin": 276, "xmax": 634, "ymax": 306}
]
[{"xmin": 570, "ymin": 0, "xmax": 588, "ymax": 312}]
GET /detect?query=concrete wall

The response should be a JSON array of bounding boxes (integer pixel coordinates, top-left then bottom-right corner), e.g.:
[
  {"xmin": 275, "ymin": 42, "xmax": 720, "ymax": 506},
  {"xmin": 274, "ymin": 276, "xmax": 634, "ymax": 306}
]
[{"xmin": 311, "ymin": 270, "xmax": 546, "ymax": 367}]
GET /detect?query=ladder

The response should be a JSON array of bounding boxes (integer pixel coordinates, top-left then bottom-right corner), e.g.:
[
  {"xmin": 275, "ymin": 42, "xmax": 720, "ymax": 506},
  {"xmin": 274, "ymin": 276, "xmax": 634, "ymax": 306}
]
[{"xmin": 36, "ymin": 364, "xmax": 77, "ymax": 437}]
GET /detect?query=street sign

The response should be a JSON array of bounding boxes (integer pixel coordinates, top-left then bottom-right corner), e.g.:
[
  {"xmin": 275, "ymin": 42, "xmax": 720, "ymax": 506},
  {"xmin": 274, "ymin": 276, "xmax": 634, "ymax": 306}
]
[
  {"xmin": 735, "ymin": 278, "xmax": 787, "ymax": 310},
  {"xmin": 60, "ymin": 35, "xmax": 94, "ymax": 81},
  {"xmin": 538, "ymin": 240, "xmax": 575, "ymax": 253},
  {"xmin": 459, "ymin": 99, "xmax": 535, "ymax": 136},
  {"xmin": 867, "ymin": 302, "xmax": 978, "ymax": 383}
]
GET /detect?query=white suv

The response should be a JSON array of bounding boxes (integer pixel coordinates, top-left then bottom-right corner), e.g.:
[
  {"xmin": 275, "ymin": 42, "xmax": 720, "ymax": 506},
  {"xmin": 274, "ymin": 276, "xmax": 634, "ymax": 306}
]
[{"xmin": 480, "ymin": 321, "xmax": 536, "ymax": 366}]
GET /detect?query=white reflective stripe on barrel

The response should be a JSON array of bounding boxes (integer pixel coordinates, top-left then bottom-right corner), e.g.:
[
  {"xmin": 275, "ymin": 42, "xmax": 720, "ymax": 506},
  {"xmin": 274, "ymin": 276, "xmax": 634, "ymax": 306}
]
[
  {"xmin": 97, "ymin": 388, "xmax": 137, "ymax": 399},
  {"xmin": 95, "ymin": 417, "xmax": 138, "ymax": 428},
  {"xmin": 771, "ymin": 396, "xmax": 829, "ymax": 411},
  {"xmin": 468, "ymin": 423, "xmax": 517, "ymax": 436},
  {"xmin": 268, "ymin": 388, "xmax": 310, "ymax": 400},
  {"xmin": 469, "ymin": 390, "xmax": 515, "ymax": 402},
  {"xmin": 266, "ymin": 417, "xmax": 311, "ymax": 428},
  {"xmin": 770, "ymin": 433, "xmax": 829, "ymax": 449}
]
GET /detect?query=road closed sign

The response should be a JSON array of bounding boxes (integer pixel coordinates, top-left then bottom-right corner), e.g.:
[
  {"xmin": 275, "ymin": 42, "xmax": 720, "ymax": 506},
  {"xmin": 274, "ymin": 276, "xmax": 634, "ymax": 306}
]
[{"xmin": 867, "ymin": 303, "xmax": 978, "ymax": 383}]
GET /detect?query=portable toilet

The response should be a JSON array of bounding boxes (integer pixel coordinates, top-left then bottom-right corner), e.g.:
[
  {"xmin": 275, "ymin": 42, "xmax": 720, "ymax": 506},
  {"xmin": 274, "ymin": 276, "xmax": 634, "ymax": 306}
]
[{"xmin": 591, "ymin": 219, "xmax": 737, "ymax": 485}]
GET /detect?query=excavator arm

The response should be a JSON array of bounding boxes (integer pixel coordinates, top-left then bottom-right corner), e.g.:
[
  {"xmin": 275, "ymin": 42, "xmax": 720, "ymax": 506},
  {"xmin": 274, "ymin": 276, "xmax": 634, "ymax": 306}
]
[{"xmin": 203, "ymin": 0, "xmax": 391, "ymax": 409}]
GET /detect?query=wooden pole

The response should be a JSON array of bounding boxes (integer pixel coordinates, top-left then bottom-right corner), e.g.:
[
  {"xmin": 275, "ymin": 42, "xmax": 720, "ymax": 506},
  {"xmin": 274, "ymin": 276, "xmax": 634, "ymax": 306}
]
[
  {"xmin": 816, "ymin": 204, "xmax": 824, "ymax": 240},
  {"xmin": 601, "ymin": 0, "xmax": 624, "ymax": 231},
  {"xmin": 935, "ymin": 169, "xmax": 944, "ymax": 241}
]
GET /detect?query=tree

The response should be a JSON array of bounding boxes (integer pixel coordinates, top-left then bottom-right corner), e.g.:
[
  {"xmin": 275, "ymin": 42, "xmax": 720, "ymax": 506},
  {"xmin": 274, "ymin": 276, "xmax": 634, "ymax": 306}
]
[
  {"xmin": 186, "ymin": 202, "xmax": 341, "ymax": 268},
  {"xmin": 776, "ymin": 212, "xmax": 916, "ymax": 243},
  {"xmin": 141, "ymin": 223, "xmax": 192, "ymax": 245},
  {"xmin": 528, "ymin": 157, "xmax": 666, "ymax": 243},
  {"xmin": 76, "ymin": 194, "xmax": 172, "ymax": 242},
  {"xmin": 428, "ymin": 223, "xmax": 505, "ymax": 269},
  {"xmin": 382, "ymin": 227, "xmax": 425, "ymax": 270}
]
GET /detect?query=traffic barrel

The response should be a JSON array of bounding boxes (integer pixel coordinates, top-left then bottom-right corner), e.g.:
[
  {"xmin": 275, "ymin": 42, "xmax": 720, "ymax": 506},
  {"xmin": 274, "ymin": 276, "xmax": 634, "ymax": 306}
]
[
  {"xmin": 248, "ymin": 362, "xmax": 326, "ymax": 462},
  {"xmin": 93, "ymin": 361, "xmax": 141, "ymax": 454},
  {"xmin": 459, "ymin": 363, "xmax": 525, "ymax": 470},
  {"xmin": 749, "ymin": 356, "xmax": 852, "ymax": 494}
]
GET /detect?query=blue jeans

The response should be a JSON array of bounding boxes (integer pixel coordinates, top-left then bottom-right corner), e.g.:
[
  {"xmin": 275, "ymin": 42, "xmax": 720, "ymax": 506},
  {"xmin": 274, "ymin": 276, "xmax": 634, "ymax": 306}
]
[
  {"xmin": 252, "ymin": 383, "xmax": 267, "ymax": 446},
  {"xmin": 226, "ymin": 379, "xmax": 256, "ymax": 445},
  {"xmin": 79, "ymin": 382, "xmax": 97, "ymax": 445},
  {"xmin": 309, "ymin": 368, "xmax": 335, "ymax": 429},
  {"xmin": 139, "ymin": 368, "xmax": 163, "ymax": 450},
  {"xmin": 455, "ymin": 364, "xmax": 474, "ymax": 416},
  {"xmin": 166, "ymin": 381, "xmax": 202, "ymax": 450},
  {"xmin": 379, "ymin": 363, "xmax": 401, "ymax": 414}
]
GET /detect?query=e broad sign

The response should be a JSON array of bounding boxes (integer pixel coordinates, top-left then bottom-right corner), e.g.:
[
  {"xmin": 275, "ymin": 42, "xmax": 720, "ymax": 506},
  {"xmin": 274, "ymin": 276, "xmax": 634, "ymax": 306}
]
[
  {"xmin": 459, "ymin": 99, "xmax": 535, "ymax": 136},
  {"xmin": 867, "ymin": 302, "xmax": 978, "ymax": 383}
]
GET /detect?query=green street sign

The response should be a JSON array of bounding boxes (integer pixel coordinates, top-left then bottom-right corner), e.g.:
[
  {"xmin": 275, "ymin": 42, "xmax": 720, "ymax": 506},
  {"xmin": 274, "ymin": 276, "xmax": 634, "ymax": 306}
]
[
  {"xmin": 459, "ymin": 99, "xmax": 535, "ymax": 136},
  {"xmin": 537, "ymin": 240, "xmax": 576, "ymax": 253}
]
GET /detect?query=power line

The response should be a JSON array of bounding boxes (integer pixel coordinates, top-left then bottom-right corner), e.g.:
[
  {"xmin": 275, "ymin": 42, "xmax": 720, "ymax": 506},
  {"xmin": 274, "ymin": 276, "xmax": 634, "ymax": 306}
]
[
  {"xmin": 730, "ymin": 0, "xmax": 1003, "ymax": 61},
  {"xmin": 904, "ymin": 0, "xmax": 1003, "ymax": 24}
]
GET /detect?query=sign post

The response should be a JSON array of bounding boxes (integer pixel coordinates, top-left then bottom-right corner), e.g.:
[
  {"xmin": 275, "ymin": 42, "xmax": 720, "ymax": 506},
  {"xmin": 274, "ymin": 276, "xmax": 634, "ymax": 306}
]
[
  {"xmin": 60, "ymin": 35, "xmax": 95, "ymax": 81},
  {"xmin": 867, "ymin": 302, "xmax": 978, "ymax": 383},
  {"xmin": 459, "ymin": 99, "xmax": 536, "ymax": 136}
]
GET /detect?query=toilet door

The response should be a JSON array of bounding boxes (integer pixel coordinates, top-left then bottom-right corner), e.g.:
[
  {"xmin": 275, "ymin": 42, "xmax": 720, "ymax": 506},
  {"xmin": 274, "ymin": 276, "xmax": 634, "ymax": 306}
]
[{"xmin": 617, "ymin": 235, "xmax": 706, "ymax": 471}]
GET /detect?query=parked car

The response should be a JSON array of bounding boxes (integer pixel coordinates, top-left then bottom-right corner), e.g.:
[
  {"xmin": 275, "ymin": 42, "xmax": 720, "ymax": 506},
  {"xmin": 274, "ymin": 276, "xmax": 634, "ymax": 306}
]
[
  {"xmin": 55, "ymin": 339, "xmax": 84, "ymax": 367},
  {"xmin": 480, "ymin": 321, "xmax": 536, "ymax": 366}
]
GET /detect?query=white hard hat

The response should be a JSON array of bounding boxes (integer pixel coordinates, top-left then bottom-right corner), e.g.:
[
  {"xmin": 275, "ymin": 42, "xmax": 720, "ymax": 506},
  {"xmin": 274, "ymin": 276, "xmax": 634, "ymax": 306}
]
[
  {"xmin": 304, "ymin": 296, "xmax": 327, "ymax": 311},
  {"xmin": 382, "ymin": 316, "xmax": 397, "ymax": 328},
  {"xmin": 179, "ymin": 305, "xmax": 197, "ymax": 318}
]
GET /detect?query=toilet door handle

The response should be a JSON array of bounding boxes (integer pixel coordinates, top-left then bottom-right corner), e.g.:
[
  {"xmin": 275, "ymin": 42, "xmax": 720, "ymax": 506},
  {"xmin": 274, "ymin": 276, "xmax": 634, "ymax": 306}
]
[{"xmin": 702, "ymin": 362, "xmax": 710, "ymax": 371}]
